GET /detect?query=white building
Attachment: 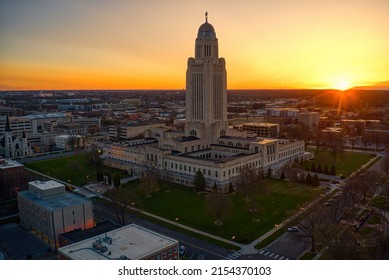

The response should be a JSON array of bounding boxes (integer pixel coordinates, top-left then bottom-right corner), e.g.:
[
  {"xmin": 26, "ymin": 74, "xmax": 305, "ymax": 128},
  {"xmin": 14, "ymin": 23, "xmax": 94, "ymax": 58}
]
[
  {"xmin": 58, "ymin": 223, "xmax": 179, "ymax": 260},
  {"xmin": 101, "ymin": 15, "xmax": 307, "ymax": 193},
  {"xmin": 17, "ymin": 180, "xmax": 94, "ymax": 247}
]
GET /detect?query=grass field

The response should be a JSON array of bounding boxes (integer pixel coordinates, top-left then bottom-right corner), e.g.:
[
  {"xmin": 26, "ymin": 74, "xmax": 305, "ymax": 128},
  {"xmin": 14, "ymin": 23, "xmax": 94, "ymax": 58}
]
[
  {"xmin": 25, "ymin": 154, "xmax": 127, "ymax": 186},
  {"xmin": 304, "ymin": 149, "xmax": 374, "ymax": 177},
  {"xmin": 105, "ymin": 178, "xmax": 323, "ymax": 244}
]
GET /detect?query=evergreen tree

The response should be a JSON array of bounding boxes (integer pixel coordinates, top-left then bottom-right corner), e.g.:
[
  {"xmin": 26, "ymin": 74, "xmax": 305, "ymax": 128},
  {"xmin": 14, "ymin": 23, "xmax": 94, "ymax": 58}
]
[
  {"xmin": 280, "ymin": 171, "xmax": 286, "ymax": 180},
  {"xmin": 324, "ymin": 163, "xmax": 329, "ymax": 175},
  {"xmin": 306, "ymin": 173, "xmax": 312, "ymax": 185},
  {"xmin": 97, "ymin": 169, "xmax": 103, "ymax": 182},
  {"xmin": 228, "ymin": 181, "xmax": 234, "ymax": 193},
  {"xmin": 330, "ymin": 165, "xmax": 336, "ymax": 176},
  {"xmin": 317, "ymin": 163, "xmax": 323, "ymax": 174},
  {"xmin": 312, "ymin": 174, "xmax": 320, "ymax": 186},
  {"xmin": 113, "ymin": 174, "xmax": 121, "ymax": 188},
  {"xmin": 213, "ymin": 182, "xmax": 218, "ymax": 193},
  {"xmin": 193, "ymin": 170, "xmax": 205, "ymax": 192},
  {"xmin": 310, "ymin": 163, "xmax": 317, "ymax": 173}
]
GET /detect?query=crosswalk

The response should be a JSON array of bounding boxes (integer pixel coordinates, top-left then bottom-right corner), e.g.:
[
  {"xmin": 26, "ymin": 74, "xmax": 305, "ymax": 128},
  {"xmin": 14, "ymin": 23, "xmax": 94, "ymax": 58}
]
[
  {"xmin": 259, "ymin": 249, "xmax": 291, "ymax": 260},
  {"xmin": 225, "ymin": 252, "xmax": 241, "ymax": 260}
]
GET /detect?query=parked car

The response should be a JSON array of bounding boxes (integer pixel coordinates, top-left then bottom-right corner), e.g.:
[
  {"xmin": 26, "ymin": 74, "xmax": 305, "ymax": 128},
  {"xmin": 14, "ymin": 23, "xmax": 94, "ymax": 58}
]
[
  {"xmin": 179, "ymin": 246, "xmax": 186, "ymax": 256},
  {"xmin": 288, "ymin": 226, "xmax": 299, "ymax": 232}
]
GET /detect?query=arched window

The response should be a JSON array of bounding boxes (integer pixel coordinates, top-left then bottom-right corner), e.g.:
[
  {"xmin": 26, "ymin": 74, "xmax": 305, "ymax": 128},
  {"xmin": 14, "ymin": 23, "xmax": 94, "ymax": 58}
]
[
  {"xmin": 227, "ymin": 141, "xmax": 233, "ymax": 146},
  {"xmin": 236, "ymin": 142, "xmax": 242, "ymax": 147},
  {"xmin": 245, "ymin": 143, "xmax": 250, "ymax": 148},
  {"xmin": 190, "ymin": 130, "xmax": 197, "ymax": 136},
  {"xmin": 220, "ymin": 130, "xmax": 225, "ymax": 136},
  {"xmin": 219, "ymin": 141, "xmax": 225, "ymax": 145},
  {"xmin": 255, "ymin": 147, "xmax": 259, "ymax": 153}
]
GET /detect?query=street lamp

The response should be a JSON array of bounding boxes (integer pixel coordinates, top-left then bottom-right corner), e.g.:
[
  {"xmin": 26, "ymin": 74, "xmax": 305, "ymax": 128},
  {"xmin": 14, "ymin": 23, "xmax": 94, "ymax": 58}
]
[
  {"xmin": 175, "ymin": 217, "xmax": 179, "ymax": 226},
  {"xmin": 232, "ymin": 235, "xmax": 236, "ymax": 246}
]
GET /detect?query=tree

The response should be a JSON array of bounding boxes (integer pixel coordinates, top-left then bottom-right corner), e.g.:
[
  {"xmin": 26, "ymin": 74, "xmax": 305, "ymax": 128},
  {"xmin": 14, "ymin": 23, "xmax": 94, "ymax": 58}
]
[
  {"xmin": 324, "ymin": 198, "xmax": 348, "ymax": 223},
  {"xmin": 312, "ymin": 174, "xmax": 320, "ymax": 186},
  {"xmin": 319, "ymin": 224, "xmax": 359, "ymax": 259},
  {"xmin": 236, "ymin": 165, "xmax": 261, "ymax": 202},
  {"xmin": 298, "ymin": 208, "xmax": 323, "ymax": 253},
  {"xmin": 317, "ymin": 163, "xmax": 323, "ymax": 174},
  {"xmin": 280, "ymin": 171, "xmax": 286, "ymax": 180},
  {"xmin": 310, "ymin": 163, "xmax": 317, "ymax": 173},
  {"xmin": 113, "ymin": 174, "xmax": 121, "ymax": 188},
  {"xmin": 96, "ymin": 169, "xmax": 103, "ymax": 182},
  {"xmin": 305, "ymin": 173, "xmax": 312, "ymax": 185},
  {"xmin": 87, "ymin": 144, "xmax": 102, "ymax": 170},
  {"xmin": 228, "ymin": 181, "xmax": 234, "ymax": 193},
  {"xmin": 330, "ymin": 165, "xmax": 336, "ymax": 176},
  {"xmin": 138, "ymin": 166, "xmax": 159, "ymax": 197},
  {"xmin": 193, "ymin": 170, "xmax": 205, "ymax": 192},
  {"xmin": 205, "ymin": 190, "xmax": 232, "ymax": 225},
  {"xmin": 107, "ymin": 189, "xmax": 140, "ymax": 226},
  {"xmin": 213, "ymin": 182, "xmax": 218, "ymax": 193},
  {"xmin": 324, "ymin": 163, "xmax": 329, "ymax": 175}
]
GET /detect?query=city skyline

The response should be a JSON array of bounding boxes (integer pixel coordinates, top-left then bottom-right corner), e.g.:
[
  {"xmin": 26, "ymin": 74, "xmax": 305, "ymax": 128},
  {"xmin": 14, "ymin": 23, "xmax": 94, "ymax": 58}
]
[{"xmin": 1, "ymin": 0, "xmax": 388, "ymax": 91}]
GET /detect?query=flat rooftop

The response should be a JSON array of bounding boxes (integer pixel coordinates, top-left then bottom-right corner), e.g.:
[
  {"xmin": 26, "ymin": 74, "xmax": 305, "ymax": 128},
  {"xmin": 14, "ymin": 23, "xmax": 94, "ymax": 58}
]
[
  {"xmin": 18, "ymin": 189, "xmax": 90, "ymax": 211},
  {"xmin": 0, "ymin": 158, "xmax": 23, "ymax": 169},
  {"xmin": 29, "ymin": 180, "xmax": 64, "ymax": 191},
  {"xmin": 58, "ymin": 224, "xmax": 178, "ymax": 260}
]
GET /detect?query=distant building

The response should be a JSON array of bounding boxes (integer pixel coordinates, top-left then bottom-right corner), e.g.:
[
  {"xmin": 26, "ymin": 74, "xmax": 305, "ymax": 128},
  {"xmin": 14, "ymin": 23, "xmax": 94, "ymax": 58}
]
[
  {"xmin": 233, "ymin": 123, "xmax": 279, "ymax": 138},
  {"xmin": 109, "ymin": 123, "xmax": 165, "ymax": 141},
  {"xmin": 297, "ymin": 112, "xmax": 319, "ymax": 130},
  {"xmin": 17, "ymin": 180, "xmax": 94, "ymax": 247},
  {"xmin": 0, "ymin": 117, "xmax": 33, "ymax": 158},
  {"xmin": 58, "ymin": 223, "xmax": 179, "ymax": 260},
  {"xmin": 0, "ymin": 157, "xmax": 27, "ymax": 199}
]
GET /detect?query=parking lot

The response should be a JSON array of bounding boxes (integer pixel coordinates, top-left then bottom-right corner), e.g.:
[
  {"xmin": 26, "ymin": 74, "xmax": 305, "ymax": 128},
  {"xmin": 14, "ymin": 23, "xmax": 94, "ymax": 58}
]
[{"xmin": 0, "ymin": 223, "xmax": 55, "ymax": 260}]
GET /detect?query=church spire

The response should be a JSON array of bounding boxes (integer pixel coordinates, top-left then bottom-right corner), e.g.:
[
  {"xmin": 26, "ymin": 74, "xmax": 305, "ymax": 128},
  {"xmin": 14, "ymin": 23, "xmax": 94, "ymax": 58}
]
[{"xmin": 5, "ymin": 116, "xmax": 11, "ymax": 132}]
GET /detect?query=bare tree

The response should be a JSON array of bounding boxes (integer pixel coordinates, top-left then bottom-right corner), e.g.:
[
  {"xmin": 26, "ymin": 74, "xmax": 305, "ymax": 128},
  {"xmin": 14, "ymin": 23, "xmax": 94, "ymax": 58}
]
[
  {"xmin": 138, "ymin": 165, "xmax": 160, "ymax": 197},
  {"xmin": 107, "ymin": 190, "xmax": 141, "ymax": 226},
  {"xmin": 298, "ymin": 208, "xmax": 323, "ymax": 253},
  {"xmin": 236, "ymin": 165, "xmax": 261, "ymax": 202},
  {"xmin": 319, "ymin": 224, "xmax": 359, "ymax": 259},
  {"xmin": 205, "ymin": 189, "xmax": 232, "ymax": 225},
  {"xmin": 324, "ymin": 198, "xmax": 348, "ymax": 223}
]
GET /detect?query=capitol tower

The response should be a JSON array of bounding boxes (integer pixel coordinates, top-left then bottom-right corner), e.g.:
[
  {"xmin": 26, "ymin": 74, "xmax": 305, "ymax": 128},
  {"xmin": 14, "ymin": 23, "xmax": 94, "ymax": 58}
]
[{"xmin": 185, "ymin": 13, "xmax": 228, "ymax": 143}]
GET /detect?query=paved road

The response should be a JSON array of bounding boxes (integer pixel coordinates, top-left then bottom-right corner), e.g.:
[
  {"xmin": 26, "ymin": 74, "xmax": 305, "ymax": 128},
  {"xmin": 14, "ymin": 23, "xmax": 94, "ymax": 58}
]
[
  {"xmin": 265, "ymin": 230, "xmax": 310, "ymax": 260},
  {"xmin": 92, "ymin": 199, "xmax": 249, "ymax": 260}
]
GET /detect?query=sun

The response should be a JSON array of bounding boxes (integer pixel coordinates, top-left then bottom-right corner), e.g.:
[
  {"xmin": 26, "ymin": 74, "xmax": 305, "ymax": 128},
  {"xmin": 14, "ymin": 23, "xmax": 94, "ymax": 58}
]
[{"xmin": 333, "ymin": 80, "xmax": 352, "ymax": 91}]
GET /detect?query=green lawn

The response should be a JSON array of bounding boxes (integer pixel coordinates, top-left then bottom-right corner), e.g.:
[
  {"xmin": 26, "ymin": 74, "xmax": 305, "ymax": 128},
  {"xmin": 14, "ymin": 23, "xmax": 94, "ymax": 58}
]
[
  {"xmin": 25, "ymin": 154, "xmax": 127, "ymax": 186},
  {"xmin": 106, "ymin": 178, "xmax": 323, "ymax": 244},
  {"xmin": 305, "ymin": 149, "xmax": 374, "ymax": 177}
]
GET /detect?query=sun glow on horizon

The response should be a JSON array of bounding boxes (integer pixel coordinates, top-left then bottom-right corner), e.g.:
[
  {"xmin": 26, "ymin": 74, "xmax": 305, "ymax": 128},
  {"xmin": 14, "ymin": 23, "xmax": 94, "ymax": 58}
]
[{"xmin": 333, "ymin": 79, "xmax": 352, "ymax": 91}]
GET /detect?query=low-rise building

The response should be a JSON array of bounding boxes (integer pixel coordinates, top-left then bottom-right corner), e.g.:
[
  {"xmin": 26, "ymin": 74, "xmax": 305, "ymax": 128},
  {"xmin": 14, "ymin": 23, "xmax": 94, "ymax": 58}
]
[
  {"xmin": 0, "ymin": 157, "xmax": 26, "ymax": 199},
  {"xmin": 17, "ymin": 180, "xmax": 94, "ymax": 247},
  {"xmin": 233, "ymin": 122, "xmax": 279, "ymax": 138},
  {"xmin": 58, "ymin": 224, "xmax": 179, "ymax": 260}
]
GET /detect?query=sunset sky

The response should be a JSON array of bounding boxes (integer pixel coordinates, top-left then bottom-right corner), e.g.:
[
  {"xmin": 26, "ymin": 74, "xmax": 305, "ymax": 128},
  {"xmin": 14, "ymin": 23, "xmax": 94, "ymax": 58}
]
[{"xmin": 0, "ymin": 0, "xmax": 388, "ymax": 90}]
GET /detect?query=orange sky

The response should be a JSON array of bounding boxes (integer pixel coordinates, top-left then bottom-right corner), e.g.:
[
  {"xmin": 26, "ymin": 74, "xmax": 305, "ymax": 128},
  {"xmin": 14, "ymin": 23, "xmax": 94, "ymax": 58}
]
[{"xmin": 0, "ymin": 0, "xmax": 388, "ymax": 90}]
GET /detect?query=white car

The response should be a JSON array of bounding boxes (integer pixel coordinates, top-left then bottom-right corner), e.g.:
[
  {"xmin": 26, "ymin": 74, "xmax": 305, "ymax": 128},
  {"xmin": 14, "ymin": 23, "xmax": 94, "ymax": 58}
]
[{"xmin": 288, "ymin": 226, "xmax": 299, "ymax": 232}]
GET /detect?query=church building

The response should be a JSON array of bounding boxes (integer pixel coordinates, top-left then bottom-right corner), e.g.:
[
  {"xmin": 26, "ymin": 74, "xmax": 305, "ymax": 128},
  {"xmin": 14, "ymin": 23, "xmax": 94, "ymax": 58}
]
[
  {"xmin": 101, "ymin": 14, "xmax": 307, "ymax": 193},
  {"xmin": 0, "ymin": 116, "xmax": 33, "ymax": 158}
]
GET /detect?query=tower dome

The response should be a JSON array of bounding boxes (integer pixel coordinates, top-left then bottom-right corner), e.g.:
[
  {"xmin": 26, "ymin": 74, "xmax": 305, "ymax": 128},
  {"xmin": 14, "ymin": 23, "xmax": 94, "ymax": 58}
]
[{"xmin": 197, "ymin": 12, "xmax": 216, "ymax": 39}]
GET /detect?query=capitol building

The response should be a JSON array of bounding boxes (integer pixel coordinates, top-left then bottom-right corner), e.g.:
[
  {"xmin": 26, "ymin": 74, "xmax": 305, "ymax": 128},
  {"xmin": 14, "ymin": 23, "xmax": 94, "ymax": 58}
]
[{"xmin": 101, "ymin": 15, "xmax": 307, "ymax": 193}]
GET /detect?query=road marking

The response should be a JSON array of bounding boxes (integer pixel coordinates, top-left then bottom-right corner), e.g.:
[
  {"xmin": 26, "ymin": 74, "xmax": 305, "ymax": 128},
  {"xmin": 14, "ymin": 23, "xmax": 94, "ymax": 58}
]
[
  {"xmin": 274, "ymin": 254, "xmax": 279, "ymax": 258},
  {"xmin": 269, "ymin": 253, "xmax": 274, "ymax": 257},
  {"xmin": 279, "ymin": 256, "xmax": 284, "ymax": 260},
  {"xmin": 264, "ymin": 252, "xmax": 269, "ymax": 256},
  {"xmin": 286, "ymin": 258, "xmax": 289, "ymax": 260},
  {"xmin": 260, "ymin": 250, "xmax": 265, "ymax": 254},
  {"xmin": 225, "ymin": 257, "xmax": 233, "ymax": 260}
]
